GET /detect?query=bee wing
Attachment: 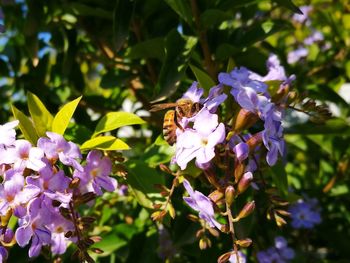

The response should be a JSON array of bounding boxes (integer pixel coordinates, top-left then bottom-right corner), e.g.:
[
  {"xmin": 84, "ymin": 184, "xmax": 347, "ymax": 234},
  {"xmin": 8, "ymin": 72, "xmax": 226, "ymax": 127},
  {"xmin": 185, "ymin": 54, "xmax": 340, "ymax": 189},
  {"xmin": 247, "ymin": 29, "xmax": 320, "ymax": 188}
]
[{"xmin": 149, "ymin": 103, "xmax": 177, "ymax": 112}]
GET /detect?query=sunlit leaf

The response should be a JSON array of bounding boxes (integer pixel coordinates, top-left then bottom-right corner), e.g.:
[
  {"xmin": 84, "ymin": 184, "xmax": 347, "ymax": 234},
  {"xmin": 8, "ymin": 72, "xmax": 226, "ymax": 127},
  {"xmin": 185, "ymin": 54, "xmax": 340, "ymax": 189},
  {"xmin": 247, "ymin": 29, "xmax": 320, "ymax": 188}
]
[
  {"xmin": 190, "ymin": 64, "xmax": 216, "ymax": 92},
  {"xmin": 80, "ymin": 136, "xmax": 130, "ymax": 151},
  {"xmin": 11, "ymin": 105, "xmax": 39, "ymax": 145},
  {"xmin": 52, "ymin": 96, "xmax": 82, "ymax": 135},
  {"xmin": 93, "ymin": 112, "xmax": 145, "ymax": 137},
  {"xmin": 126, "ymin": 160, "xmax": 165, "ymax": 208},
  {"xmin": 27, "ymin": 92, "xmax": 53, "ymax": 137}
]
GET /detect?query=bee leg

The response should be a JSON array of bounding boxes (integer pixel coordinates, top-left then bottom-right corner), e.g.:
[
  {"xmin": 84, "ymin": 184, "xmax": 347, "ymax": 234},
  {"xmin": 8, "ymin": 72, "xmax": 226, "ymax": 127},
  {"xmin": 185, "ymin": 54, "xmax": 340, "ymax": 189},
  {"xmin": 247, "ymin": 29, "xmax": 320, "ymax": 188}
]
[{"xmin": 174, "ymin": 113, "xmax": 184, "ymax": 131}]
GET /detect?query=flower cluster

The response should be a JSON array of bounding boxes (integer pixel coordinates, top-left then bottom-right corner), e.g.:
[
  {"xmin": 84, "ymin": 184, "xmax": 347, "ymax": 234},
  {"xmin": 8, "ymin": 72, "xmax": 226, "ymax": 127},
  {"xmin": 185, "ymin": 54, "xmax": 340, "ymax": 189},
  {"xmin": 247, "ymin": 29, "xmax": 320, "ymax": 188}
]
[
  {"xmin": 174, "ymin": 54, "xmax": 293, "ymax": 172},
  {"xmin": 0, "ymin": 121, "xmax": 117, "ymax": 259},
  {"xmin": 174, "ymin": 83, "xmax": 227, "ymax": 170},
  {"xmin": 155, "ymin": 54, "xmax": 301, "ymax": 262},
  {"xmin": 288, "ymin": 6, "xmax": 329, "ymax": 64},
  {"xmin": 288, "ymin": 197, "xmax": 321, "ymax": 229},
  {"xmin": 257, "ymin": 236, "xmax": 295, "ymax": 263}
]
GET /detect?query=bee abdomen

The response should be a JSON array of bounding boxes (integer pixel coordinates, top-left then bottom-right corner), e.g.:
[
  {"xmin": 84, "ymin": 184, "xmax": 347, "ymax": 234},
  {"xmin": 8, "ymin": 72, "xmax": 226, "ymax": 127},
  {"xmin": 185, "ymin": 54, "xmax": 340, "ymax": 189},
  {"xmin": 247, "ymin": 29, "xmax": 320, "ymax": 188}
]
[{"xmin": 163, "ymin": 110, "xmax": 177, "ymax": 146}]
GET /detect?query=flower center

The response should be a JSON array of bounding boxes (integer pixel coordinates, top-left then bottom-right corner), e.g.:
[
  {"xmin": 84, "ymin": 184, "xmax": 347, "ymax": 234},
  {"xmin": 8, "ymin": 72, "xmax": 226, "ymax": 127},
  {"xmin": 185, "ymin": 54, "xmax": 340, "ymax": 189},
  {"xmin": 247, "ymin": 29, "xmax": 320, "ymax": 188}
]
[{"xmin": 201, "ymin": 138, "xmax": 208, "ymax": 146}]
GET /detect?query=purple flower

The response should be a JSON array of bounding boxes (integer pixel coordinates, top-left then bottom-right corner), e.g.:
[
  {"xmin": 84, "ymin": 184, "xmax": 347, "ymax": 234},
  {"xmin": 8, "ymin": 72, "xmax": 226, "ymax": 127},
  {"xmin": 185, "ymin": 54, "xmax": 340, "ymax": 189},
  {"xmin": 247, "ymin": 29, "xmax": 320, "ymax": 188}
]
[
  {"xmin": 15, "ymin": 197, "xmax": 52, "ymax": 258},
  {"xmin": 1, "ymin": 227, "xmax": 14, "ymax": 244},
  {"xmin": 47, "ymin": 214, "xmax": 75, "ymax": 255},
  {"xmin": 257, "ymin": 236, "xmax": 295, "ymax": 263},
  {"xmin": 73, "ymin": 150, "xmax": 116, "ymax": 195},
  {"xmin": 0, "ymin": 170, "xmax": 40, "ymax": 216},
  {"xmin": 0, "ymin": 140, "xmax": 46, "ymax": 172},
  {"xmin": 292, "ymin": 5, "xmax": 312, "ymax": 23},
  {"xmin": 287, "ymin": 47, "xmax": 308, "ymax": 64},
  {"xmin": 175, "ymin": 109, "xmax": 225, "ymax": 170},
  {"xmin": 37, "ymin": 132, "xmax": 83, "ymax": 171},
  {"xmin": 0, "ymin": 120, "xmax": 19, "ymax": 147},
  {"xmin": 26, "ymin": 165, "xmax": 72, "ymax": 205},
  {"xmin": 219, "ymin": 67, "xmax": 268, "ymax": 97},
  {"xmin": 288, "ymin": 197, "xmax": 321, "ymax": 229},
  {"xmin": 262, "ymin": 110, "xmax": 285, "ymax": 166},
  {"xmin": 251, "ymin": 54, "xmax": 295, "ymax": 85},
  {"xmin": 234, "ymin": 86, "xmax": 270, "ymax": 115},
  {"xmin": 233, "ymin": 142, "xmax": 249, "ymax": 162},
  {"xmin": 182, "ymin": 81, "xmax": 204, "ymax": 102},
  {"xmin": 183, "ymin": 179, "xmax": 222, "ymax": 229},
  {"xmin": 0, "ymin": 246, "xmax": 8, "ymax": 262},
  {"xmin": 201, "ymin": 84, "xmax": 227, "ymax": 113},
  {"xmin": 182, "ymin": 82, "xmax": 227, "ymax": 114},
  {"xmin": 304, "ymin": 30, "xmax": 324, "ymax": 46},
  {"xmin": 229, "ymin": 251, "xmax": 246, "ymax": 263}
]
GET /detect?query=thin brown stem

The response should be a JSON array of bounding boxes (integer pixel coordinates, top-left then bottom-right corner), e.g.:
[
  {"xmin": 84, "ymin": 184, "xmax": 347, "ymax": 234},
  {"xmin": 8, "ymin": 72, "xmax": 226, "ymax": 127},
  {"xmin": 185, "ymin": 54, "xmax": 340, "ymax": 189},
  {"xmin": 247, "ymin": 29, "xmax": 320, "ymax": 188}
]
[
  {"xmin": 226, "ymin": 202, "xmax": 240, "ymax": 263},
  {"xmin": 190, "ymin": 0, "xmax": 216, "ymax": 80}
]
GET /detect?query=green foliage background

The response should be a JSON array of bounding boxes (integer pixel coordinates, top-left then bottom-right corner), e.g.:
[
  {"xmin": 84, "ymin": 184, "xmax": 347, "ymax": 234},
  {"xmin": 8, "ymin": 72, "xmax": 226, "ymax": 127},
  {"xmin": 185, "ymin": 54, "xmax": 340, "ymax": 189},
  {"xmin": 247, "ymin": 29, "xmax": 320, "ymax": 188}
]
[{"xmin": 0, "ymin": 0, "xmax": 349, "ymax": 262}]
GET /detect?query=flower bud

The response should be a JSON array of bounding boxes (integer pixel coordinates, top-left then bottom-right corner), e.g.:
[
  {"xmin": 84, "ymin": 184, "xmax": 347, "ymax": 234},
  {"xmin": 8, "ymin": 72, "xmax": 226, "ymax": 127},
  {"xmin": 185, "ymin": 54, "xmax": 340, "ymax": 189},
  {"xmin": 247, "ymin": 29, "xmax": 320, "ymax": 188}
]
[
  {"xmin": 236, "ymin": 238, "xmax": 252, "ymax": 247},
  {"xmin": 225, "ymin": 186, "xmax": 235, "ymax": 206},
  {"xmin": 237, "ymin": 172, "xmax": 253, "ymax": 194},
  {"xmin": 217, "ymin": 252, "xmax": 232, "ymax": 263},
  {"xmin": 235, "ymin": 201, "xmax": 255, "ymax": 221},
  {"xmin": 167, "ymin": 203, "xmax": 176, "ymax": 219},
  {"xmin": 234, "ymin": 162, "xmax": 245, "ymax": 183},
  {"xmin": 272, "ymin": 84, "xmax": 289, "ymax": 103},
  {"xmin": 199, "ymin": 237, "xmax": 212, "ymax": 250},
  {"xmin": 234, "ymin": 109, "xmax": 259, "ymax": 133},
  {"xmin": 208, "ymin": 189, "xmax": 224, "ymax": 203},
  {"xmin": 246, "ymin": 132, "xmax": 263, "ymax": 151},
  {"xmin": 1, "ymin": 228, "xmax": 15, "ymax": 246}
]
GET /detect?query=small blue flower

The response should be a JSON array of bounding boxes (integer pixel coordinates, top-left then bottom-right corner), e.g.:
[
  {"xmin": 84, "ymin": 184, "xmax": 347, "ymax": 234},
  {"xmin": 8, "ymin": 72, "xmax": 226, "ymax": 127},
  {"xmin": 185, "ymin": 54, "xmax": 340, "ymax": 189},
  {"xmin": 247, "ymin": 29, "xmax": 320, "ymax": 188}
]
[
  {"xmin": 289, "ymin": 198, "xmax": 321, "ymax": 229},
  {"xmin": 257, "ymin": 236, "xmax": 295, "ymax": 263}
]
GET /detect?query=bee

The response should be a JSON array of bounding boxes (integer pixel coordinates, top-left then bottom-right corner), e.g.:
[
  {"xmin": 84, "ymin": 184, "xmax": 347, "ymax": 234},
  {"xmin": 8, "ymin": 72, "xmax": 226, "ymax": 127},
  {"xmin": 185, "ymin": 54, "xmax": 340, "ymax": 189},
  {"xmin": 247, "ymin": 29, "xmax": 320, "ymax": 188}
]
[{"xmin": 150, "ymin": 99, "xmax": 202, "ymax": 145}]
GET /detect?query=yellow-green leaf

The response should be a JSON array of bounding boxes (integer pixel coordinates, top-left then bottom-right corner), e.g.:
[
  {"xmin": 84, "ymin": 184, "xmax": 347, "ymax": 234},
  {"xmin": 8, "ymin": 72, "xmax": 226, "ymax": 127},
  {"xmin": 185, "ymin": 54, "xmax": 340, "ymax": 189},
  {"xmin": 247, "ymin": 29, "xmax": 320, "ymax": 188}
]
[
  {"xmin": 190, "ymin": 64, "xmax": 216, "ymax": 92},
  {"xmin": 11, "ymin": 105, "xmax": 39, "ymax": 145},
  {"xmin": 52, "ymin": 96, "xmax": 82, "ymax": 135},
  {"xmin": 80, "ymin": 136, "xmax": 130, "ymax": 151},
  {"xmin": 93, "ymin": 112, "xmax": 145, "ymax": 137},
  {"xmin": 27, "ymin": 92, "xmax": 53, "ymax": 137}
]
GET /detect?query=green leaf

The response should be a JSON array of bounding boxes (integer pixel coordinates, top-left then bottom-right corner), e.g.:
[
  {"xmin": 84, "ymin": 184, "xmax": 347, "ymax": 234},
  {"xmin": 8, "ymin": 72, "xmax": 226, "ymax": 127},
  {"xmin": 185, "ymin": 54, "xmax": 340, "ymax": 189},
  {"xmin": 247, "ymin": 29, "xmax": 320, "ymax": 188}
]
[
  {"xmin": 235, "ymin": 20, "xmax": 291, "ymax": 47},
  {"xmin": 11, "ymin": 105, "xmax": 39, "ymax": 145},
  {"xmin": 113, "ymin": 0, "xmax": 133, "ymax": 51},
  {"xmin": 27, "ymin": 92, "xmax": 53, "ymax": 137},
  {"xmin": 92, "ymin": 233, "xmax": 127, "ymax": 257},
  {"xmin": 285, "ymin": 118, "xmax": 350, "ymax": 135},
  {"xmin": 0, "ymin": 58, "xmax": 9, "ymax": 75},
  {"xmin": 189, "ymin": 64, "xmax": 216, "ymax": 92},
  {"xmin": 126, "ymin": 38, "xmax": 165, "ymax": 61},
  {"xmin": 126, "ymin": 160, "xmax": 165, "ymax": 208},
  {"xmin": 200, "ymin": 9, "xmax": 230, "ymax": 28},
  {"xmin": 68, "ymin": 3, "xmax": 113, "ymax": 19},
  {"xmin": 52, "ymin": 96, "xmax": 82, "ymax": 135},
  {"xmin": 273, "ymin": 0, "xmax": 302, "ymax": 14},
  {"xmin": 153, "ymin": 30, "xmax": 197, "ymax": 101},
  {"xmin": 80, "ymin": 136, "xmax": 130, "ymax": 151},
  {"xmin": 142, "ymin": 136, "xmax": 175, "ymax": 167},
  {"xmin": 270, "ymin": 161, "xmax": 288, "ymax": 196},
  {"xmin": 164, "ymin": 0, "xmax": 194, "ymax": 27},
  {"xmin": 93, "ymin": 112, "xmax": 145, "ymax": 137}
]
